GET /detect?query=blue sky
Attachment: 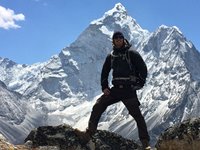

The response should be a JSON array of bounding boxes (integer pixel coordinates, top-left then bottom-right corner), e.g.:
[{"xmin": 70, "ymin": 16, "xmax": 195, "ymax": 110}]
[{"xmin": 0, "ymin": 0, "xmax": 200, "ymax": 64}]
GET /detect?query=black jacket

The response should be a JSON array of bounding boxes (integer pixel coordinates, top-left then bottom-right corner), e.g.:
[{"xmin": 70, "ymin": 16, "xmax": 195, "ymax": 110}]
[{"xmin": 101, "ymin": 44, "xmax": 147, "ymax": 91}]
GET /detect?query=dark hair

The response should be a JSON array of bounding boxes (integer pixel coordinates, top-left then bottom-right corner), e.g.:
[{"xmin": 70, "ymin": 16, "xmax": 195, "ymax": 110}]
[{"xmin": 112, "ymin": 31, "xmax": 124, "ymax": 40}]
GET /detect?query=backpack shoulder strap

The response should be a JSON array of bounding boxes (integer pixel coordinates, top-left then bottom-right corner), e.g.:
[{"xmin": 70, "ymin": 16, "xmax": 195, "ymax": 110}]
[
  {"xmin": 110, "ymin": 50, "xmax": 124, "ymax": 68},
  {"xmin": 125, "ymin": 50, "xmax": 133, "ymax": 71},
  {"xmin": 110, "ymin": 50, "xmax": 134, "ymax": 72},
  {"xmin": 110, "ymin": 50, "xmax": 114, "ymax": 68}
]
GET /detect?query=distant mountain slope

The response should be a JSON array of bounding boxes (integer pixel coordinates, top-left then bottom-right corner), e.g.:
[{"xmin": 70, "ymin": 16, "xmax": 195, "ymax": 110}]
[{"xmin": 0, "ymin": 80, "xmax": 45, "ymax": 144}]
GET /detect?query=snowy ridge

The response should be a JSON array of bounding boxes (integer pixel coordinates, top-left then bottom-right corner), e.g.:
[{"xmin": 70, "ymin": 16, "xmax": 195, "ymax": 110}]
[
  {"xmin": 0, "ymin": 3, "xmax": 200, "ymax": 145},
  {"xmin": 0, "ymin": 57, "xmax": 48, "ymax": 94}
]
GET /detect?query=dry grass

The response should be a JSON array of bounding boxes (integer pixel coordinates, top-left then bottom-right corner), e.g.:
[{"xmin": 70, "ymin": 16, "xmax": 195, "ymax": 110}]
[{"xmin": 156, "ymin": 140, "xmax": 200, "ymax": 150}]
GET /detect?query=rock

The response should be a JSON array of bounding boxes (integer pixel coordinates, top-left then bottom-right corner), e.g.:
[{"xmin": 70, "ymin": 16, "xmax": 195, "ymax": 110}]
[
  {"xmin": 2, "ymin": 118, "xmax": 200, "ymax": 149},
  {"xmin": 0, "ymin": 124, "xmax": 141, "ymax": 149},
  {"xmin": 155, "ymin": 117, "xmax": 200, "ymax": 150},
  {"xmin": 24, "ymin": 124, "xmax": 141, "ymax": 150}
]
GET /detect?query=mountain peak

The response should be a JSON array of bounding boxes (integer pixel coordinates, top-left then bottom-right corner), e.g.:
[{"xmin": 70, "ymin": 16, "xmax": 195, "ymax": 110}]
[
  {"xmin": 91, "ymin": 3, "xmax": 128, "ymax": 25},
  {"xmin": 90, "ymin": 3, "xmax": 149, "ymax": 44},
  {"xmin": 0, "ymin": 57, "xmax": 17, "ymax": 67},
  {"xmin": 111, "ymin": 3, "xmax": 127, "ymax": 13},
  {"xmin": 157, "ymin": 25, "xmax": 182, "ymax": 35}
]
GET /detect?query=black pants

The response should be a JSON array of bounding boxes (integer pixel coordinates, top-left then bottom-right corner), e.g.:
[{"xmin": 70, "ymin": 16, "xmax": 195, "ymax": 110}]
[{"xmin": 88, "ymin": 87, "xmax": 150, "ymax": 141}]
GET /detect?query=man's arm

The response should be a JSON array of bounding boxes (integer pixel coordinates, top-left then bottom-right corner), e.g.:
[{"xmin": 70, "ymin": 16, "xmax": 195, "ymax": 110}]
[{"xmin": 101, "ymin": 54, "xmax": 111, "ymax": 91}]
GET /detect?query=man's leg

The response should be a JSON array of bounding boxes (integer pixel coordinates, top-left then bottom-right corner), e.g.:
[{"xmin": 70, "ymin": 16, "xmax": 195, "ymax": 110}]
[
  {"xmin": 75, "ymin": 93, "xmax": 120, "ymax": 143},
  {"xmin": 88, "ymin": 94, "xmax": 119, "ymax": 134},
  {"xmin": 122, "ymin": 96, "xmax": 150, "ymax": 148}
]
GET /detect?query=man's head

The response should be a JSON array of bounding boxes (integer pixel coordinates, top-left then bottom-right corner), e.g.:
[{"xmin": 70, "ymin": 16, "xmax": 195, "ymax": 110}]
[
  {"xmin": 112, "ymin": 31, "xmax": 124, "ymax": 40},
  {"xmin": 112, "ymin": 31, "xmax": 125, "ymax": 48}
]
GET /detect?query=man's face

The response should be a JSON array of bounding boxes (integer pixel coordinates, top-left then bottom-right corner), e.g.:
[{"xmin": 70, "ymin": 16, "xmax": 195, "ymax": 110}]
[{"xmin": 113, "ymin": 35, "xmax": 124, "ymax": 48}]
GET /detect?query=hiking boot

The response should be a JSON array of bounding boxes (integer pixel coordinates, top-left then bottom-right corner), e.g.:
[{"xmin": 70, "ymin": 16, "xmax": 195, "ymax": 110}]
[
  {"xmin": 141, "ymin": 139, "xmax": 151, "ymax": 150},
  {"xmin": 144, "ymin": 146, "xmax": 151, "ymax": 150},
  {"xmin": 74, "ymin": 128, "xmax": 93, "ymax": 144}
]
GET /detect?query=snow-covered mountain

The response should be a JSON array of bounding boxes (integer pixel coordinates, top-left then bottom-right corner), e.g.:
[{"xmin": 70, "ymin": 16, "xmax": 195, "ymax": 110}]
[
  {"xmin": 0, "ymin": 80, "xmax": 46, "ymax": 144},
  {"xmin": 0, "ymin": 3, "xmax": 200, "ymax": 145}
]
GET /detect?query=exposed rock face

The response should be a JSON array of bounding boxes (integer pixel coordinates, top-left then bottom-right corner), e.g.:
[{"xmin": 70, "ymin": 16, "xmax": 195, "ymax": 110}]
[
  {"xmin": 155, "ymin": 117, "xmax": 200, "ymax": 150},
  {"xmin": 24, "ymin": 124, "xmax": 141, "ymax": 150}
]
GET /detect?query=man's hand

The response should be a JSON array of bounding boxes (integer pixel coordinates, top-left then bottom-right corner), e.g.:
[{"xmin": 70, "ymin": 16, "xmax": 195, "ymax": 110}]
[
  {"xmin": 103, "ymin": 88, "xmax": 110, "ymax": 95},
  {"xmin": 132, "ymin": 77, "xmax": 145, "ymax": 90}
]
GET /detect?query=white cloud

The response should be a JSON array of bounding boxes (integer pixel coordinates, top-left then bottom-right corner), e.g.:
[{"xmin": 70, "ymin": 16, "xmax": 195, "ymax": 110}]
[{"xmin": 0, "ymin": 5, "xmax": 25, "ymax": 30}]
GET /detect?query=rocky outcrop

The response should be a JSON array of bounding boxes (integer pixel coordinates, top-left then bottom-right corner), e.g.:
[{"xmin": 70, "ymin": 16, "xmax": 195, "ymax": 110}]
[
  {"xmin": 23, "ymin": 124, "xmax": 141, "ymax": 150},
  {"xmin": 0, "ymin": 124, "xmax": 141, "ymax": 150},
  {"xmin": 1, "ymin": 118, "xmax": 200, "ymax": 150},
  {"xmin": 155, "ymin": 117, "xmax": 200, "ymax": 150}
]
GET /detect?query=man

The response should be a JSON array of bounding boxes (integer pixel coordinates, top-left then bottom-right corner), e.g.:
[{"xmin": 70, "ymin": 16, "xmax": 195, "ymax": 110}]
[{"xmin": 76, "ymin": 31, "xmax": 151, "ymax": 149}]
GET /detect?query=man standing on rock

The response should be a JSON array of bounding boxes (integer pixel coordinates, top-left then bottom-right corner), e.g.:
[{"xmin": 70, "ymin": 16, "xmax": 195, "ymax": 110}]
[{"xmin": 76, "ymin": 31, "xmax": 151, "ymax": 150}]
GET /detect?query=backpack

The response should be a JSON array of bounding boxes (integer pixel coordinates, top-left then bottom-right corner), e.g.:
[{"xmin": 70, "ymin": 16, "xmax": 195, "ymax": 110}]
[
  {"xmin": 110, "ymin": 49, "xmax": 135, "ymax": 75},
  {"xmin": 110, "ymin": 49, "xmax": 144, "ymax": 90}
]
